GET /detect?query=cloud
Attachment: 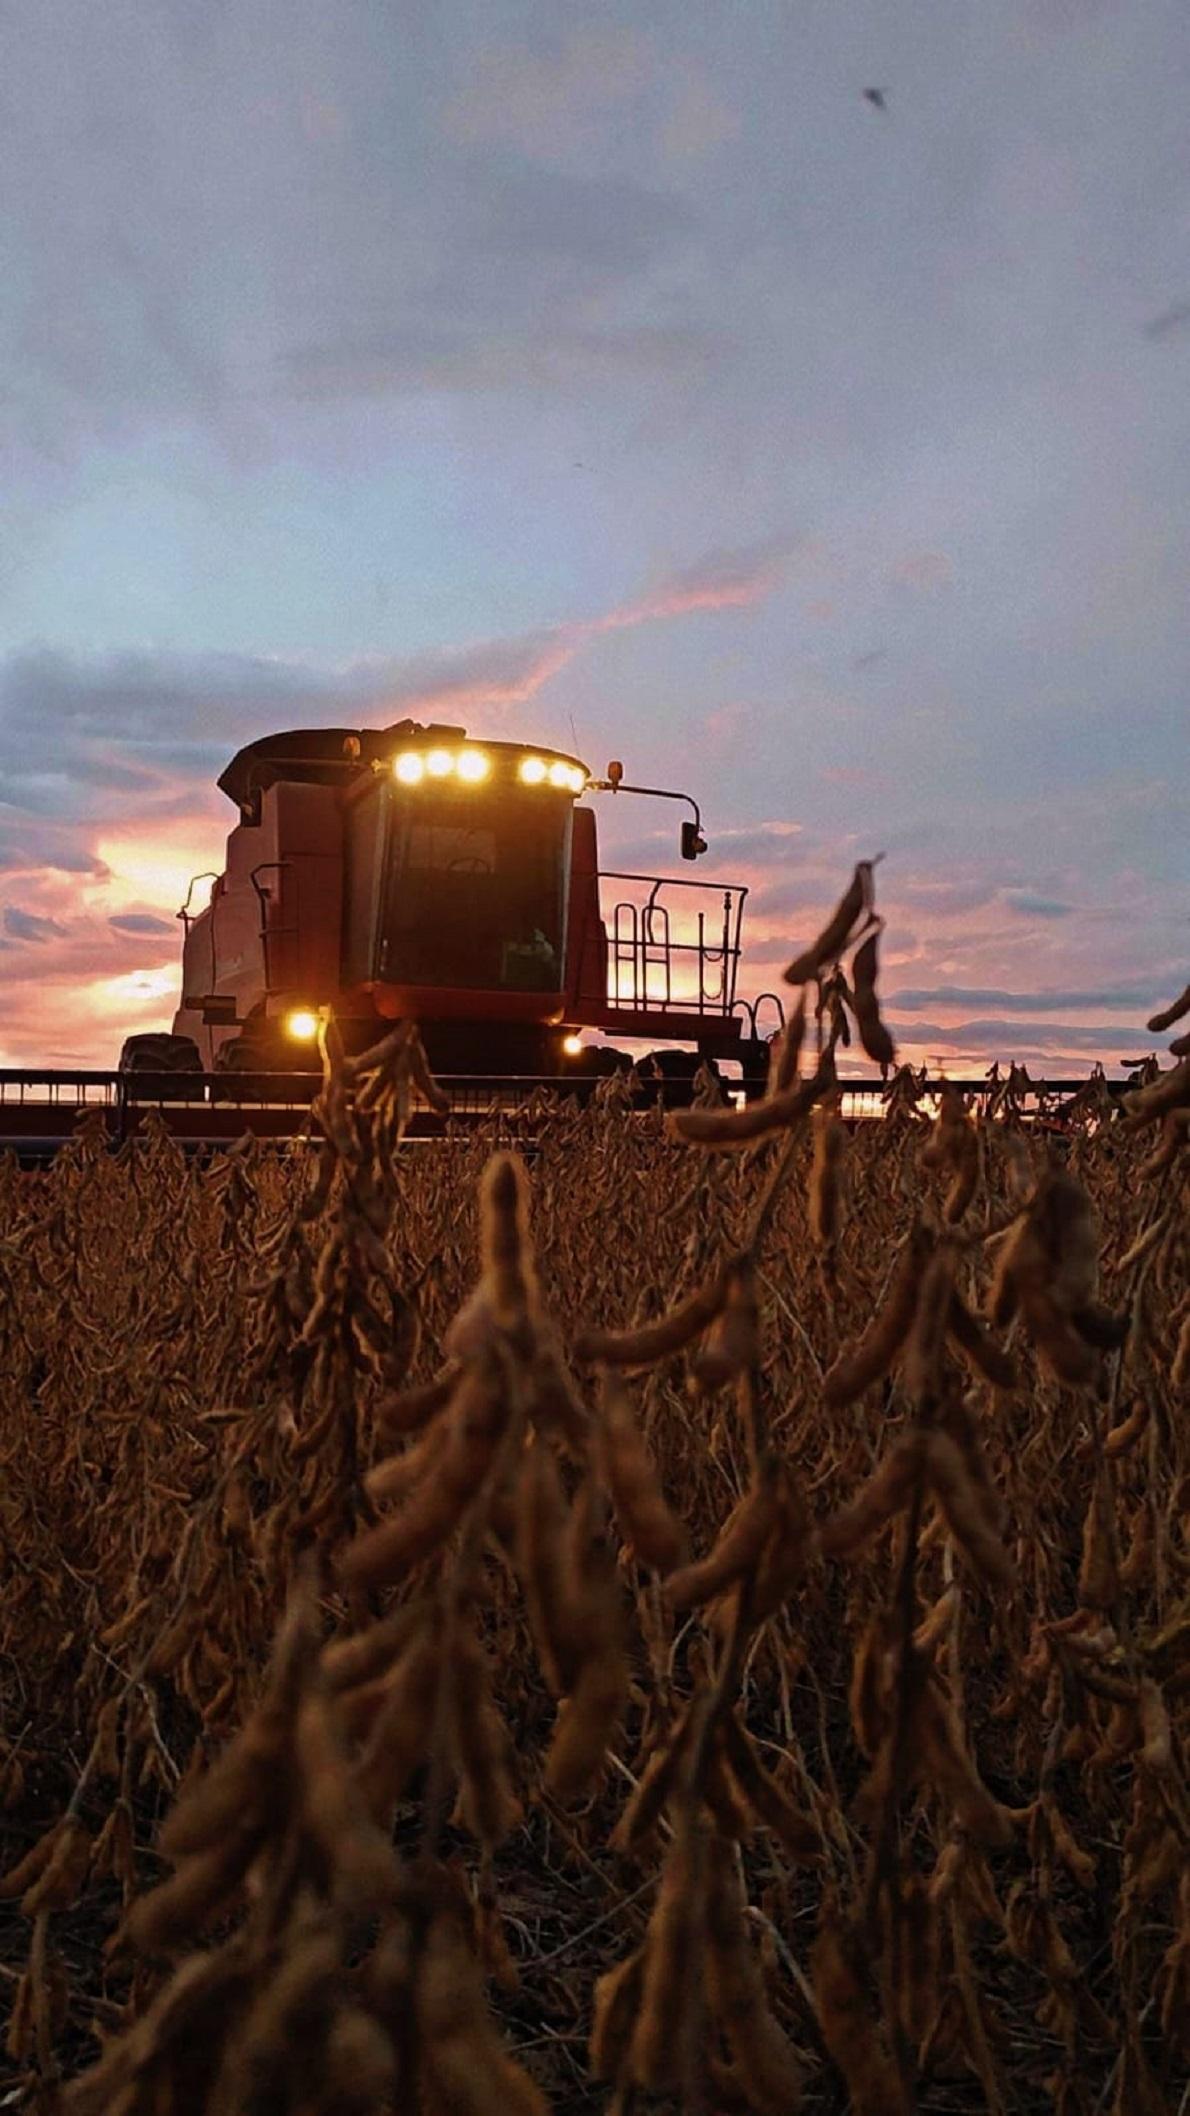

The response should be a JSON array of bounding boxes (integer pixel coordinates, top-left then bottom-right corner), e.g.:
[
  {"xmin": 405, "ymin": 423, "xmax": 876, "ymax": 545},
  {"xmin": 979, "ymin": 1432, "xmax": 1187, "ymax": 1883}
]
[
  {"xmin": 444, "ymin": 29, "xmax": 655, "ymax": 155},
  {"xmin": 888, "ymin": 981, "xmax": 1160, "ymax": 1014},
  {"xmin": 608, "ymin": 819, "xmax": 805, "ymax": 875},
  {"xmin": 465, "ymin": 164, "xmax": 697, "ymax": 276},
  {"xmin": 444, "ymin": 29, "xmax": 736, "ymax": 171},
  {"xmin": 0, "ymin": 541, "xmax": 791, "ymax": 823},
  {"xmin": 282, "ymin": 324, "xmax": 720, "ymax": 402},
  {"xmin": 887, "ymin": 1016, "xmax": 1155, "ymax": 1058},
  {"xmin": 4, "ymin": 904, "xmax": 68, "ymax": 942},
  {"xmin": 109, "ymin": 912, "xmax": 175, "ymax": 936},
  {"xmin": 1002, "ymin": 891, "xmax": 1074, "ymax": 918},
  {"xmin": 604, "ymin": 541, "xmax": 795, "ymax": 628},
  {"xmin": 281, "ymin": 144, "xmax": 714, "ymax": 408}
]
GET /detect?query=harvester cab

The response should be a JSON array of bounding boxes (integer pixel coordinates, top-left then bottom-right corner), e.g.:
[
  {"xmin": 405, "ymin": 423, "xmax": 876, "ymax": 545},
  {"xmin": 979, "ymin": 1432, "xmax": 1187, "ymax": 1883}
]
[{"xmin": 136, "ymin": 720, "xmax": 764, "ymax": 1088}]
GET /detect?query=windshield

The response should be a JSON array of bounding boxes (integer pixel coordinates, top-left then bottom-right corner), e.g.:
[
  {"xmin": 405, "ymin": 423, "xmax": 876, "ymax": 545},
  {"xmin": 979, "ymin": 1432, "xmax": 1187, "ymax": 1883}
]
[{"xmin": 376, "ymin": 790, "xmax": 569, "ymax": 991}]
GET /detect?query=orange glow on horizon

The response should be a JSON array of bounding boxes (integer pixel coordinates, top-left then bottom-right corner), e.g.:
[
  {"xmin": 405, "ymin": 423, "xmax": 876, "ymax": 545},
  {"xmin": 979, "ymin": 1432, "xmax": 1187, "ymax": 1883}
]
[{"xmin": 94, "ymin": 829, "xmax": 222, "ymax": 917}]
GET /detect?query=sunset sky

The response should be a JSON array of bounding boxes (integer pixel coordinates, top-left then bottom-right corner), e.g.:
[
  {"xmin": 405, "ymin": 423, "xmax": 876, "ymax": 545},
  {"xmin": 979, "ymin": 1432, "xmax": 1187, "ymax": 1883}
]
[{"xmin": 1, "ymin": 0, "xmax": 1187, "ymax": 1070}]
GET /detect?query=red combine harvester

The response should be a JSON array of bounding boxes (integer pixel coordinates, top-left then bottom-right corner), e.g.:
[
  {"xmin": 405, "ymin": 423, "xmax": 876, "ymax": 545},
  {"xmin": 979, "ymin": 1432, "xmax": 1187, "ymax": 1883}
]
[{"xmin": 109, "ymin": 718, "xmax": 775, "ymax": 1103}]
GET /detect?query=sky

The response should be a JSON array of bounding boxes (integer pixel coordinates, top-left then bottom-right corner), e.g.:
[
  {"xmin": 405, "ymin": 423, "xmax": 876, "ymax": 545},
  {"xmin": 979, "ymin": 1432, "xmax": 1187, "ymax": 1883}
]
[{"xmin": 1, "ymin": 0, "xmax": 1187, "ymax": 1071}]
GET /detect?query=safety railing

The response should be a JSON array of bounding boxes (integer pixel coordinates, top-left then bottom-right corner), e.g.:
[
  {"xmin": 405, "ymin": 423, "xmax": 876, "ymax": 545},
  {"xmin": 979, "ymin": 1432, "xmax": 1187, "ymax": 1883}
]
[{"xmin": 585, "ymin": 872, "xmax": 747, "ymax": 1021}]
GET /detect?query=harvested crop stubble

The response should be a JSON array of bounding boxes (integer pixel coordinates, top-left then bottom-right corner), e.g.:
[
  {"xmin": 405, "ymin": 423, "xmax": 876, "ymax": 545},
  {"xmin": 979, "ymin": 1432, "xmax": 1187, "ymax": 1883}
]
[{"xmin": 0, "ymin": 880, "xmax": 1187, "ymax": 2114}]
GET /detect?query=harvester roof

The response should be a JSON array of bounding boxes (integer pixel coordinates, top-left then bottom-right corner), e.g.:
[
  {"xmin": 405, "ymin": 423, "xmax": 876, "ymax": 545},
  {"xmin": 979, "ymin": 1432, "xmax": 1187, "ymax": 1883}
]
[
  {"xmin": 217, "ymin": 720, "xmax": 466, "ymax": 808},
  {"xmin": 217, "ymin": 721, "xmax": 590, "ymax": 810}
]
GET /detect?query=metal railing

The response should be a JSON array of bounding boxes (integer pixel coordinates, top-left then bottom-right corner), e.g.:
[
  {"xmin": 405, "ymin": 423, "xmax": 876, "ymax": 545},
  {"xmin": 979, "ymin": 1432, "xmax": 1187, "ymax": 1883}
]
[{"xmin": 583, "ymin": 872, "xmax": 747, "ymax": 1020}]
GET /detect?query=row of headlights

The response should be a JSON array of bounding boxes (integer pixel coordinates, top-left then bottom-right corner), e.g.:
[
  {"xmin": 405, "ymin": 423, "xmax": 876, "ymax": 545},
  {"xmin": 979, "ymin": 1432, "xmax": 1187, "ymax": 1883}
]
[{"xmin": 391, "ymin": 747, "xmax": 585, "ymax": 794}]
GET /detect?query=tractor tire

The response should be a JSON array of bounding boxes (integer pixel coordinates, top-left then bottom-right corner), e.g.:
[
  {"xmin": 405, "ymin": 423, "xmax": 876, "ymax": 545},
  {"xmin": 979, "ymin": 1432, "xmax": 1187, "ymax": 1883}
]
[
  {"xmin": 118, "ymin": 1032, "xmax": 203, "ymax": 1073},
  {"xmin": 210, "ymin": 1034, "xmax": 274, "ymax": 1103},
  {"xmin": 210, "ymin": 1030, "xmax": 316, "ymax": 1104},
  {"xmin": 118, "ymin": 1033, "xmax": 204, "ymax": 1101}
]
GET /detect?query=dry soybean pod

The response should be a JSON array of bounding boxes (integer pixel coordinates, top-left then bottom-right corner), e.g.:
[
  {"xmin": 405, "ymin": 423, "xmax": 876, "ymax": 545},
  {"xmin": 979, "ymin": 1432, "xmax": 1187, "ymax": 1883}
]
[
  {"xmin": 768, "ymin": 990, "xmax": 807, "ymax": 1094},
  {"xmin": 921, "ymin": 1429, "xmax": 1015, "ymax": 1589},
  {"xmin": 822, "ymin": 1221, "xmax": 932, "ymax": 1407},
  {"xmin": 705, "ymin": 1837, "xmax": 805, "ymax": 2113},
  {"xmin": 850, "ymin": 926, "xmax": 896, "ymax": 1071},
  {"xmin": 818, "ymin": 1433, "xmax": 925, "ymax": 1559},
  {"xmin": 691, "ymin": 1258, "xmax": 760, "ymax": 1390},
  {"xmin": 405, "ymin": 1025, "xmax": 452, "ymax": 1113},
  {"xmin": 574, "ymin": 1266, "xmax": 731, "ymax": 1368},
  {"xmin": 375, "ymin": 1366, "xmax": 458, "ymax": 1438},
  {"xmin": 598, "ymin": 1371, "xmax": 688, "ymax": 1574},
  {"xmin": 121, "ymin": 1821, "xmax": 266, "ymax": 1951},
  {"xmin": 611, "ymin": 1706, "xmax": 697, "ymax": 1852},
  {"xmin": 628, "ymin": 1829, "xmax": 706, "ymax": 2094},
  {"xmin": 783, "ymin": 860, "xmax": 876, "ymax": 986},
  {"xmin": 1147, "ymin": 981, "xmax": 1190, "ymax": 1033},
  {"xmin": 720, "ymin": 1712, "xmax": 821, "ymax": 1861},
  {"xmin": 590, "ymin": 1949, "xmax": 647, "ymax": 2081},
  {"xmin": 670, "ymin": 1051, "xmax": 834, "ymax": 1149},
  {"xmin": 946, "ymin": 1288, "xmax": 1017, "ymax": 1390},
  {"xmin": 664, "ymin": 1461, "xmax": 782, "ymax": 1611},
  {"xmin": 903, "ymin": 1244, "xmax": 956, "ymax": 1410},
  {"xmin": 809, "ymin": 1104, "xmax": 848, "ymax": 1246},
  {"xmin": 480, "ymin": 1151, "xmax": 535, "ymax": 1326},
  {"xmin": 1124, "ymin": 1058, "xmax": 1190, "ymax": 1126},
  {"xmin": 943, "ymin": 1123, "xmax": 981, "ymax": 1224}
]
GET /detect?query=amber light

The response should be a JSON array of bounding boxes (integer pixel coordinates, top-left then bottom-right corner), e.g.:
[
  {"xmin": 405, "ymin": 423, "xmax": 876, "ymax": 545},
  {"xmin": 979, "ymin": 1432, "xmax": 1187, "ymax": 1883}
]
[{"xmin": 285, "ymin": 1008, "xmax": 320, "ymax": 1041}]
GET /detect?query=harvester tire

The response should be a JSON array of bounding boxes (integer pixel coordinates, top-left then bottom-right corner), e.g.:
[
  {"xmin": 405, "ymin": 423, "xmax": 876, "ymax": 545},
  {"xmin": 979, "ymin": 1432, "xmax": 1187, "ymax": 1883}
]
[
  {"xmin": 119, "ymin": 1032, "xmax": 203, "ymax": 1073},
  {"xmin": 205, "ymin": 1028, "xmax": 296, "ymax": 1108},
  {"xmin": 118, "ymin": 1033, "xmax": 204, "ymax": 1103}
]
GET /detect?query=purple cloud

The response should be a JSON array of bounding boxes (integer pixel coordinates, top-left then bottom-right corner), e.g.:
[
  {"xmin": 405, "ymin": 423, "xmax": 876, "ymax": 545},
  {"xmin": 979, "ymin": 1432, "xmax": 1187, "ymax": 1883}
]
[
  {"xmin": 109, "ymin": 912, "xmax": 175, "ymax": 936},
  {"xmin": 4, "ymin": 904, "xmax": 68, "ymax": 942}
]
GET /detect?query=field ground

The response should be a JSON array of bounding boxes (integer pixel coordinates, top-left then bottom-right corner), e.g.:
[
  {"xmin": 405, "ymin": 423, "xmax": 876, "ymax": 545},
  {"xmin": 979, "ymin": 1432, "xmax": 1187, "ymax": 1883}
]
[{"xmin": 1, "ymin": 1042, "xmax": 1187, "ymax": 2114}]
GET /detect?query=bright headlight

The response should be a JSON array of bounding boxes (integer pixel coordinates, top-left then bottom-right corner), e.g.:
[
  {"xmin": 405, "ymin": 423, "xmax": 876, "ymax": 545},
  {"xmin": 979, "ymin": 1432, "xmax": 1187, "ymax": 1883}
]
[
  {"xmin": 519, "ymin": 756, "xmax": 548, "ymax": 785},
  {"xmin": 393, "ymin": 751, "xmax": 424, "ymax": 785},
  {"xmin": 562, "ymin": 1032, "xmax": 583, "ymax": 1057},
  {"xmin": 426, "ymin": 748, "xmax": 454, "ymax": 777},
  {"xmin": 285, "ymin": 1008, "xmax": 320, "ymax": 1041},
  {"xmin": 456, "ymin": 748, "xmax": 489, "ymax": 783},
  {"xmin": 565, "ymin": 765, "xmax": 586, "ymax": 793},
  {"xmin": 548, "ymin": 760, "xmax": 571, "ymax": 788}
]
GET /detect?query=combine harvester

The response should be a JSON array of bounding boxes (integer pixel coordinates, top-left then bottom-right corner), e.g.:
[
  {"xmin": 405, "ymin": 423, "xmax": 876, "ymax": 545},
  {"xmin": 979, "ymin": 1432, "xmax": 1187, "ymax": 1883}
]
[{"xmin": 1, "ymin": 719, "xmax": 786, "ymax": 1157}]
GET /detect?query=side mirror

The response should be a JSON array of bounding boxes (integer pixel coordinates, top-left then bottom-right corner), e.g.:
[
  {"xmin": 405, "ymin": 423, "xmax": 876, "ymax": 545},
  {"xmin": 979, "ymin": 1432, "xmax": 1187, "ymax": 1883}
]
[{"xmin": 681, "ymin": 820, "xmax": 707, "ymax": 861}]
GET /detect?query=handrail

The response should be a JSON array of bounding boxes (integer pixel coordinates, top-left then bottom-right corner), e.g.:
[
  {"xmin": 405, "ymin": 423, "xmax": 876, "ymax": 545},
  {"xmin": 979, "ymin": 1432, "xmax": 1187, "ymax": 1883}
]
[{"xmin": 588, "ymin": 871, "xmax": 748, "ymax": 1020}]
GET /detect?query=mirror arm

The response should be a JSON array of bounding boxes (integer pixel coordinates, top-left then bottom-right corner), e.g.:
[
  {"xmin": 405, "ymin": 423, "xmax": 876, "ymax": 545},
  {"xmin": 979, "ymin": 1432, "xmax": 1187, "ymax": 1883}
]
[{"xmin": 586, "ymin": 779, "xmax": 706, "ymax": 855}]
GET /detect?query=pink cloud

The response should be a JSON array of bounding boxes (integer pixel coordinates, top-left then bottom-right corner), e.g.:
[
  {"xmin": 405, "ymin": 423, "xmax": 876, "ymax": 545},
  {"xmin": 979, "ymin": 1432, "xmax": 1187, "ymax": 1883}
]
[
  {"xmin": 390, "ymin": 634, "xmax": 579, "ymax": 719},
  {"xmin": 386, "ymin": 542, "xmax": 792, "ymax": 724},
  {"xmin": 604, "ymin": 542, "xmax": 791, "ymax": 629}
]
